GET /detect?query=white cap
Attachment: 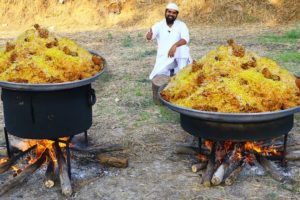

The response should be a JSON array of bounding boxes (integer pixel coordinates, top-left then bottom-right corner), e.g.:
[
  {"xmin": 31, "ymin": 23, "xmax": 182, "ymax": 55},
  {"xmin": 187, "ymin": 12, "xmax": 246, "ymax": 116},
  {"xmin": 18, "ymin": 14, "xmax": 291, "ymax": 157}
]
[{"xmin": 166, "ymin": 3, "xmax": 179, "ymax": 12}]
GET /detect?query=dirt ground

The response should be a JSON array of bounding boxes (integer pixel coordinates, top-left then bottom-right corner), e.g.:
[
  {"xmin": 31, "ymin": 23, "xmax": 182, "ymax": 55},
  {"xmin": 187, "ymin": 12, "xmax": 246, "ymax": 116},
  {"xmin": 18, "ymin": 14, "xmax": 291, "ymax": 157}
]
[{"xmin": 0, "ymin": 24, "xmax": 300, "ymax": 200}]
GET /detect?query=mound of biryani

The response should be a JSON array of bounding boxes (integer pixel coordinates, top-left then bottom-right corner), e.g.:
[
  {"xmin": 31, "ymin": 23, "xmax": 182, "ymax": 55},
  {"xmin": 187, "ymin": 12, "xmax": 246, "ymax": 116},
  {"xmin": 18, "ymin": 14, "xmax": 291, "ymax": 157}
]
[
  {"xmin": 161, "ymin": 39, "xmax": 300, "ymax": 113},
  {"xmin": 0, "ymin": 24, "xmax": 103, "ymax": 84}
]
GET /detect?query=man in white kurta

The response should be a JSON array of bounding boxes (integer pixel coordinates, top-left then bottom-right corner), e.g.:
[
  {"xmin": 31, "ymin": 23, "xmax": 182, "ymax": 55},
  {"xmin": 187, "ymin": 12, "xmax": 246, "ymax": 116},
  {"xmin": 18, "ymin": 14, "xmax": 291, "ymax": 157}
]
[{"xmin": 147, "ymin": 3, "xmax": 192, "ymax": 80}]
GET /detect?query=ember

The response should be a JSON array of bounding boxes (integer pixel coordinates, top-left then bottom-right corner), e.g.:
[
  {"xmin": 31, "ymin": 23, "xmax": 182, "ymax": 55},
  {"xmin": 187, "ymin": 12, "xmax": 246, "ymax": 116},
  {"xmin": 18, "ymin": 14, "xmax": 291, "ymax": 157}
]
[
  {"xmin": 0, "ymin": 136, "xmax": 128, "ymax": 197},
  {"xmin": 176, "ymin": 136, "xmax": 300, "ymax": 188}
]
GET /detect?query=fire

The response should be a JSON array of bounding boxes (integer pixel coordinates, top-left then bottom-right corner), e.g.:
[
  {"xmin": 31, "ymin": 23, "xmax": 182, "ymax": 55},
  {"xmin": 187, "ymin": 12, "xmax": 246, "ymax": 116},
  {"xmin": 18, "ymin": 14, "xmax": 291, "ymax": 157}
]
[
  {"xmin": 198, "ymin": 154, "xmax": 207, "ymax": 161},
  {"xmin": 204, "ymin": 140, "xmax": 214, "ymax": 151},
  {"xmin": 244, "ymin": 141, "xmax": 281, "ymax": 156},
  {"xmin": 0, "ymin": 137, "xmax": 69, "ymax": 175}
]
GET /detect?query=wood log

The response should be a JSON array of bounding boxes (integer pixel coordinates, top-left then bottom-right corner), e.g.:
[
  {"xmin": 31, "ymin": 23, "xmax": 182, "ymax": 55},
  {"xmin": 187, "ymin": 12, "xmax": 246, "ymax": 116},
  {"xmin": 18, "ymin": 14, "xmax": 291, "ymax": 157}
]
[
  {"xmin": 44, "ymin": 159, "xmax": 55, "ymax": 188},
  {"xmin": 54, "ymin": 142, "xmax": 72, "ymax": 196},
  {"xmin": 0, "ymin": 149, "xmax": 48, "ymax": 196},
  {"xmin": 71, "ymin": 144, "xmax": 124, "ymax": 154},
  {"xmin": 287, "ymin": 145, "xmax": 300, "ymax": 152},
  {"xmin": 71, "ymin": 149, "xmax": 128, "ymax": 168},
  {"xmin": 174, "ymin": 144, "xmax": 198, "ymax": 155},
  {"xmin": 286, "ymin": 150, "xmax": 300, "ymax": 161},
  {"xmin": 97, "ymin": 154, "xmax": 128, "ymax": 168},
  {"xmin": 151, "ymin": 75, "xmax": 170, "ymax": 105},
  {"xmin": 201, "ymin": 159, "xmax": 215, "ymax": 187},
  {"xmin": 211, "ymin": 163, "xmax": 228, "ymax": 185},
  {"xmin": 224, "ymin": 164, "xmax": 244, "ymax": 186},
  {"xmin": 0, "ymin": 145, "xmax": 37, "ymax": 174},
  {"xmin": 260, "ymin": 156, "xmax": 287, "ymax": 182},
  {"xmin": 191, "ymin": 162, "xmax": 208, "ymax": 173}
]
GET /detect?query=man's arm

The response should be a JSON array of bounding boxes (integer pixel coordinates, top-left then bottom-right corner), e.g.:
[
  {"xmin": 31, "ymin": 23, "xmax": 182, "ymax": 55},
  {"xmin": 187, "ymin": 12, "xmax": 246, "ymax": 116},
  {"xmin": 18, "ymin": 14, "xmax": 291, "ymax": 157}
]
[
  {"xmin": 168, "ymin": 39, "xmax": 187, "ymax": 58},
  {"xmin": 146, "ymin": 28, "xmax": 153, "ymax": 41}
]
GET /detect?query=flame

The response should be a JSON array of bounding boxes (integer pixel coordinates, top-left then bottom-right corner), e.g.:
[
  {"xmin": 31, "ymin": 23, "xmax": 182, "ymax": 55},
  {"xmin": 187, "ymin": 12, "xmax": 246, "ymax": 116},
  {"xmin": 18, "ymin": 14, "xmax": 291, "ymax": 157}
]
[
  {"xmin": 224, "ymin": 141, "xmax": 233, "ymax": 153},
  {"xmin": 197, "ymin": 154, "xmax": 207, "ymax": 162},
  {"xmin": 244, "ymin": 142, "xmax": 281, "ymax": 156},
  {"xmin": 204, "ymin": 140, "xmax": 214, "ymax": 151},
  {"xmin": 0, "ymin": 137, "xmax": 69, "ymax": 176},
  {"xmin": 0, "ymin": 157, "xmax": 8, "ymax": 164}
]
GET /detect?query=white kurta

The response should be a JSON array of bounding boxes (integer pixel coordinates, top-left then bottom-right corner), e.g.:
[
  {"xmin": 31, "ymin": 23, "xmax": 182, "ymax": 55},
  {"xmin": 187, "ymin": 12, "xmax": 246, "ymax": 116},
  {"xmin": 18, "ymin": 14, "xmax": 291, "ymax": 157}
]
[{"xmin": 149, "ymin": 19, "xmax": 192, "ymax": 80}]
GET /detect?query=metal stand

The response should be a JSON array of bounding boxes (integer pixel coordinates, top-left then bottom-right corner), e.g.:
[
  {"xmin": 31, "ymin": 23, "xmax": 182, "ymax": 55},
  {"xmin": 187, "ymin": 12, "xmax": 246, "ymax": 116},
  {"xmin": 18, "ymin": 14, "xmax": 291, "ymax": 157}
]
[
  {"xmin": 4, "ymin": 127, "xmax": 11, "ymax": 158},
  {"xmin": 281, "ymin": 134, "xmax": 288, "ymax": 167},
  {"xmin": 84, "ymin": 130, "xmax": 88, "ymax": 146}
]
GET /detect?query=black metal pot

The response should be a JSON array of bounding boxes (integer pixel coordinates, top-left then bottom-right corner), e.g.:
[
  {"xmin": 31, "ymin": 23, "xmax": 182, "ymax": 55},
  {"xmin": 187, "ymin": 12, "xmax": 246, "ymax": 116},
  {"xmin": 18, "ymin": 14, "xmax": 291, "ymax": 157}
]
[
  {"xmin": 2, "ymin": 85, "xmax": 96, "ymax": 139},
  {"xmin": 0, "ymin": 51, "xmax": 106, "ymax": 139},
  {"xmin": 158, "ymin": 85, "xmax": 300, "ymax": 141}
]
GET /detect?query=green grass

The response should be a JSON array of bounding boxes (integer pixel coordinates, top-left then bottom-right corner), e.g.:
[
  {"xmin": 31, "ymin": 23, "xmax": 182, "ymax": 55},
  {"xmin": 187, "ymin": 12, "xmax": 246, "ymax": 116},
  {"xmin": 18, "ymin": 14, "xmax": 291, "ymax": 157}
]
[
  {"xmin": 139, "ymin": 49, "xmax": 157, "ymax": 58},
  {"xmin": 107, "ymin": 32, "xmax": 113, "ymax": 41},
  {"xmin": 259, "ymin": 27, "xmax": 300, "ymax": 44},
  {"xmin": 268, "ymin": 50, "xmax": 300, "ymax": 64},
  {"xmin": 158, "ymin": 106, "xmax": 179, "ymax": 123},
  {"xmin": 137, "ymin": 32, "xmax": 143, "ymax": 38},
  {"xmin": 121, "ymin": 35, "xmax": 133, "ymax": 47}
]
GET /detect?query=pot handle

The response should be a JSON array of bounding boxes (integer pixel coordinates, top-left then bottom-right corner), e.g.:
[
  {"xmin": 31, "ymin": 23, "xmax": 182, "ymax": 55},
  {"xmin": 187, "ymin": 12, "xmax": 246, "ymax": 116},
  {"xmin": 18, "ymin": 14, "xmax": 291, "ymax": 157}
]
[{"xmin": 88, "ymin": 88, "xmax": 96, "ymax": 106}]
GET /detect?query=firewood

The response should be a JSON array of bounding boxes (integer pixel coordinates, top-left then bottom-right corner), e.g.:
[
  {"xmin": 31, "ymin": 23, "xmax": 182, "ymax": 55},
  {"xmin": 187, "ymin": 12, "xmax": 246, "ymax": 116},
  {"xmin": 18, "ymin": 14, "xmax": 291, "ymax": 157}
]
[
  {"xmin": 223, "ymin": 160, "xmax": 240, "ymax": 180},
  {"xmin": 260, "ymin": 156, "xmax": 287, "ymax": 183},
  {"xmin": 44, "ymin": 159, "xmax": 55, "ymax": 188},
  {"xmin": 211, "ymin": 163, "xmax": 228, "ymax": 185},
  {"xmin": 286, "ymin": 150, "xmax": 300, "ymax": 161},
  {"xmin": 151, "ymin": 75, "xmax": 170, "ymax": 105},
  {"xmin": 287, "ymin": 145, "xmax": 300, "ymax": 152},
  {"xmin": 0, "ymin": 149, "xmax": 48, "ymax": 196},
  {"xmin": 54, "ymin": 142, "xmax": 72, "ymax": 196},
  {"xmin": 191, "ymin": 162, "xmax": 208, "ymax": 173},
  {"xmin": 96, "ymin": 154, "xmax": 128, "ymax": 168},
  {"xmin": 0, "ymin": 145, "xmax": 37, "ymax": 174},
  {"xmin": 174, "ymin": 144, "xmax": 198, "ymax": 155},
  {"xmin": 201, "ymin": 159, "xmax": 215, "ymax": 187},
  {"xmin": 224, "ymin": 164, "xmax": 244, "ymax": 186}
]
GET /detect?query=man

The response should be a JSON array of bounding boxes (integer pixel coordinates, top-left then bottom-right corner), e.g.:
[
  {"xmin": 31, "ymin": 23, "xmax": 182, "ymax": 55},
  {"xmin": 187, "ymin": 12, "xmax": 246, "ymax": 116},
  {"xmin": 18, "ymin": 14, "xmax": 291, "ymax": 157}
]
[{"xmin": 147, "ymin": 2, "xmax": 192, "ymax": 80}]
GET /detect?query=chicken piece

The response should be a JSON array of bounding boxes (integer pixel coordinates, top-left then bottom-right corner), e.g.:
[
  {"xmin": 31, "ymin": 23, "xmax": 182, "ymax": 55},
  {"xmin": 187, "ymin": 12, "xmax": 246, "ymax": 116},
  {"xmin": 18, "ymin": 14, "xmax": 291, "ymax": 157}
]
[
  {"xmin": 191, "ymin": 60, "xmax": 203, "ymax": 72},
  {"xmin": 197, "ymin": 73, "xmax": 205, "ymax": 85},
  {"xmin": 295, "ymin": 78, "xmax": 300, "ymax": 89},
  {"xmin": 262, "ymin": 68, "xmax": 272, "ymax": 79},
  {"xmin": 34, "ymin": 24, "xmax": 49, "ymax": 38},
  {"xmin": 92, "ymin": 55, "xmax": 103, "ymax": 66},
  {"xmin": 227, "ymin": 39, "xmax": 245, "ymax": 57},
  {"xmin": 10, "ymin": 52, "xmax": 17, "ymax": 62},
  {"xmin": 271, "ymin": 75, "xmax": 280, "ymax": 81},
  {"xmin": 5, "ymin": 42, "xmax": 15, "ymax": 52}
]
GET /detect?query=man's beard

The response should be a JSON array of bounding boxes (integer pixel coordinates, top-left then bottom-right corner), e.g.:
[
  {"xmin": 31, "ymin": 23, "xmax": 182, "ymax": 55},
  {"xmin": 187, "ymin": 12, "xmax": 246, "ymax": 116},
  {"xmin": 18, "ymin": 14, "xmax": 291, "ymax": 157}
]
[{"xmin": 166, "ymin": 15, "xmax": 176, "ymax": 24}]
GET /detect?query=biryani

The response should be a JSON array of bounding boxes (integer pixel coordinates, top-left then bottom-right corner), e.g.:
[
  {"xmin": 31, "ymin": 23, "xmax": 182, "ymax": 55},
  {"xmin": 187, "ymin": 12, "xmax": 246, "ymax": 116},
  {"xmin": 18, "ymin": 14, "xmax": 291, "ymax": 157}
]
[
  {"xmin": 0, "ymin": 24, "xmax": 103, "ymax": 84},
  {"xmin": 161, "ymin": 39, "xmax": 300, "ymax": 113}
]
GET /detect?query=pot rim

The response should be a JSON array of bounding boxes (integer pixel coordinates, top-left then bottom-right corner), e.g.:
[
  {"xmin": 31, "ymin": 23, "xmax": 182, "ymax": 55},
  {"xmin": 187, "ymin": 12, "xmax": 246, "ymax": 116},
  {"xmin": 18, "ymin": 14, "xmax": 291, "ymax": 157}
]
[
  {"xmin": 158, "ymin": 84, "xmax": 300, "ymax": 123},
  {"xmin": 0, "ymin": 50, "xmax": 106, "ymax": 91}
]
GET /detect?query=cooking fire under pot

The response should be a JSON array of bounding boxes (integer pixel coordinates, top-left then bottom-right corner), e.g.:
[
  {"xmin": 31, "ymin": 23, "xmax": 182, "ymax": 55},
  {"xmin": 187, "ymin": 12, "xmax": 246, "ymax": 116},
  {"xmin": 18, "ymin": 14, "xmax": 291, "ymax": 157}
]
[{"xmin": 0, "ymin": 51, "xmax": 106, "ymax": 176}]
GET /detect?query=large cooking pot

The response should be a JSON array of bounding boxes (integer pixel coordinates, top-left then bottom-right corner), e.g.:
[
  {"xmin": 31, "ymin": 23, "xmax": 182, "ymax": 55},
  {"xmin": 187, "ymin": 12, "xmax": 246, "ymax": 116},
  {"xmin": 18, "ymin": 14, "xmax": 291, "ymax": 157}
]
[
  {"xmin": 158, "ymin": 85, "xmax": 300, "ymax": 141},
  {"xmin": 0, "ymin": 51, "xmax": 106, "ymax": 139}
]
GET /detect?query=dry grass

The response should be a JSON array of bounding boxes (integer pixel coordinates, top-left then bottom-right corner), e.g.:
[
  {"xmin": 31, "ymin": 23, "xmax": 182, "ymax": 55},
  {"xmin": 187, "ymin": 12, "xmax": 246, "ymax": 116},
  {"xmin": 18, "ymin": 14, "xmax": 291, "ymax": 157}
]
[{"xmin": 0, "ymin": 0, "xmax": 299, "ymax": 32}]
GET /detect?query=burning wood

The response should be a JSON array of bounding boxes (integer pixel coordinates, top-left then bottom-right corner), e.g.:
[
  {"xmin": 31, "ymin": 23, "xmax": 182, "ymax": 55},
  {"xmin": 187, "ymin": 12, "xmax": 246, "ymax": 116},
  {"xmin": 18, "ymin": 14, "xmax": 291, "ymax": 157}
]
[
  {"xmin": 180, "ymin": 138, "xmax": 299, "ymax": 188},
  {"xmin": 54, "ymin": 141, "xmax": 72, "ymax": 196},
  {"xmin": 286, "ymin": 150, "xmax": 300, "ymax": 161},
  {"xmin": 191, "ymin": 162, "xmax": 208, "ymax": 173},
  {"xmin": 0, "ymin": 137, "xmax": 128, "ymax": 196},
  {"xmin": 0, "ymin": 145, "xmax": 37, "ymax": 174},
  {"xmin": 0, "ymin": 149, "xmax": 48, "ymax": 196},
  {"xmin": 211, "ymin": 163, "xmax": 228, "ymax": 185},
  {"xmin": 201, "ymin": 159, "xmax": 215, "ymax": 187},
  {"xmin": 224, "ymin": 163, "xmax": 244, "ymax": 186},
  {"xmin": 44, "ymin": 159, "xmax": 55, "ymax": 188}
]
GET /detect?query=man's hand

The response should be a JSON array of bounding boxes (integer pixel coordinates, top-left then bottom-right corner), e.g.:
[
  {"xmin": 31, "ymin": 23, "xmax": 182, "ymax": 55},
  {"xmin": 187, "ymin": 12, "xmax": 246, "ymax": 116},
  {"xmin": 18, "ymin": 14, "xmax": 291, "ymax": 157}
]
[
  {"xmin": 146, "ymin": 28, "xmax": 153, "ymax": 41},
  {"xmin": 168, "ymin": 44, "xmax": 177, "ymax": 58}
]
